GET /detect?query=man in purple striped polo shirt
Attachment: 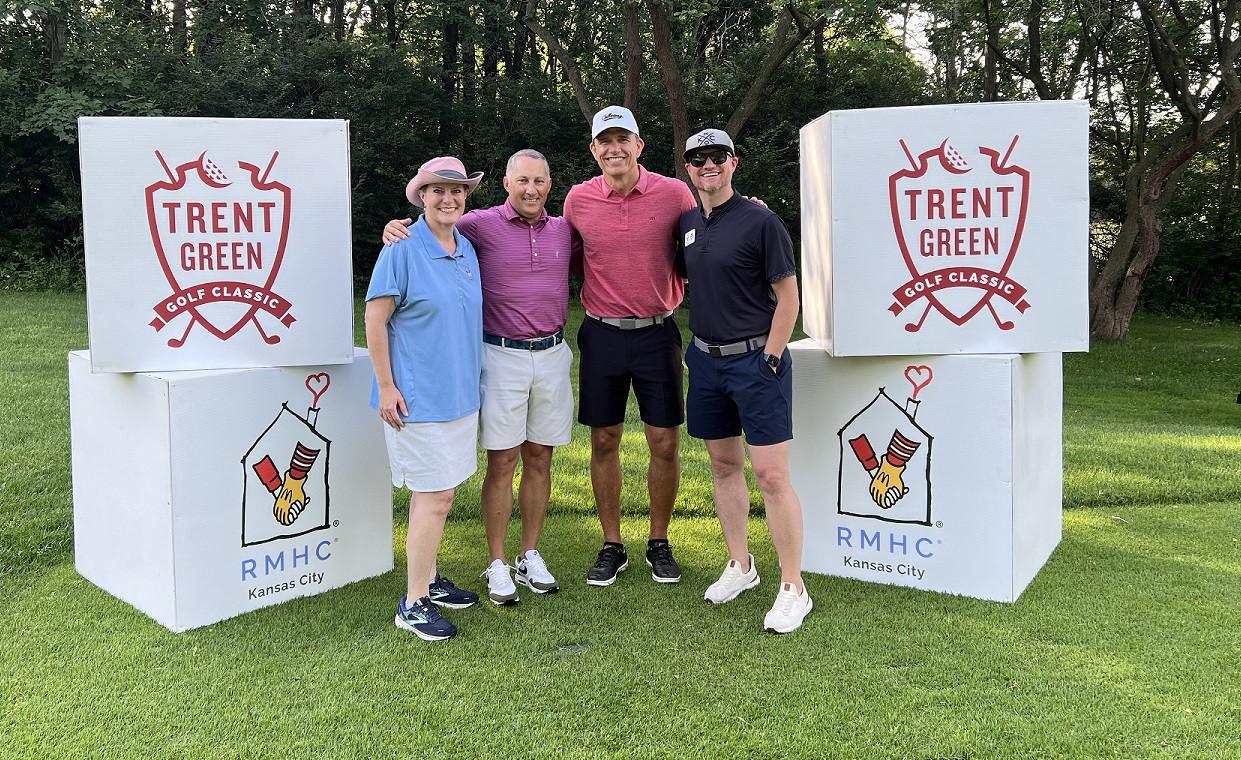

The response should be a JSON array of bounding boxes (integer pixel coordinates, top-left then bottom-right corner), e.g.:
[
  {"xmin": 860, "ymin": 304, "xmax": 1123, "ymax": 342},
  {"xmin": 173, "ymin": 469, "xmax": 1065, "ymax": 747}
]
[{"xmin": 383, "ymin": 150, "xmax": 579, "ymax": 605}]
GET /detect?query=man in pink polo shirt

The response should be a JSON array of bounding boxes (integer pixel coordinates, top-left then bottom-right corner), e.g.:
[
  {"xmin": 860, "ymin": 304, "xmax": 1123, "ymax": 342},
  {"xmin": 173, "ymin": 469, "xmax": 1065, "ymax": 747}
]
[
  {"xmin": 565, "ymin": 106, "xmax": 698, "ymax": 587},
  {"xmin": 383, "ymin": 150, "xmax": 579, "ymax": 606}
]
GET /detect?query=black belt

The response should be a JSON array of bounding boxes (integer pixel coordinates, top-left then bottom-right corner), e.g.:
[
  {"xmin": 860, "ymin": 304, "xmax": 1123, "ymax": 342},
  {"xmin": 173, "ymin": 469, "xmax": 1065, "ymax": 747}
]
[
  {"xmin": 483, "ymin": 330, "xmax": 564, "ymax": 351},
  {"xmin": 692, "ymin": 335, "xmax": 767, "ymax": 357},
  {"xmin": 585, "ymin": 310, "xmax": 673, "ymax": 329}
]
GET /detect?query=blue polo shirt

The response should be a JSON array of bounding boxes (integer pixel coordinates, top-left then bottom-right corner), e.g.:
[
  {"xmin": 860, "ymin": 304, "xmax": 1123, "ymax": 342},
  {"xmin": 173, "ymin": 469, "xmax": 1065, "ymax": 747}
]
[
  {"xmin": 676, "ymin": 192, "xmax": 796, "ymax": 343},
  {"xmin": 366, "ymin": 216, "xmax": 483, "ymax": 423}
]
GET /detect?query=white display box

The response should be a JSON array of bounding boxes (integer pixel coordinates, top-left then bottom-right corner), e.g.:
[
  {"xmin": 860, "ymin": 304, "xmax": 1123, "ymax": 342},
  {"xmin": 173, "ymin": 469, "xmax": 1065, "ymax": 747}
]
[
  {"xmin": 69, "ymin": 348, "xmax": 393, "ymax": 632},
  {"xmin": 79, "ymin": 117, "xmax": 355, "ymax": 373},
  {"xmin": 788, "ymin": 339, "xmax": 1062, "ymax": 602},
  {"xmin": 800, "ymin": 101, "xmax": 1089, "ymax": 357}
]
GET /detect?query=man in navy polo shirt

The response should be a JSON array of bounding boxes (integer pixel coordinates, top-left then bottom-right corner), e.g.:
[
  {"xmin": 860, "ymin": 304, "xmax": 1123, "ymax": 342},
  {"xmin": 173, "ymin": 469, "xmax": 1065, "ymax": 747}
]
[{"xmin": 676, "ymin": 128, "xmax": 813, "ymax": 634}]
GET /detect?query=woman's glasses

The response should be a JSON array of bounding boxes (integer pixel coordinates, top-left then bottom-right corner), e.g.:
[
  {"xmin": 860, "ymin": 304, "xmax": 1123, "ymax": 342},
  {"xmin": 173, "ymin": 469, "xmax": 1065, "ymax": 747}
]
[{"xmin": 688, "ymin": 151, "xmax": 732, "ymax": 168}]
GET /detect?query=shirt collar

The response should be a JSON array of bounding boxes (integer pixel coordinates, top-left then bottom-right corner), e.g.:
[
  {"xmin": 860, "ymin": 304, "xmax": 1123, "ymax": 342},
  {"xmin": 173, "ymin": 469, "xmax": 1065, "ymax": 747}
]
[
  {"xmin": 501, "ymin": 198, "xmax": 547, "ymax": 224},
  {"xmin": 414, "ymin": 216, "xmax": 460, "ymax": 259},
  {"xmin": 603, "ymin": 164, "xmax": 649, "ymax": 199},
  {"xmin": 706, "ymin": 191, "xmax": 743, "ymax": 222}
]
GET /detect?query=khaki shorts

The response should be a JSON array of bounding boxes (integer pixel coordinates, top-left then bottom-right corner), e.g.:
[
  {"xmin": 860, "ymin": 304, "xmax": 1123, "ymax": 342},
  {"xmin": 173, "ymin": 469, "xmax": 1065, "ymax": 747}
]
[
  {"xmin": 382, "ymin": 412, "xmax": 478, "ymax": 492},
  {"xmin": 480, "ymin": 341, "xmax": 574, "ymax": 450}
]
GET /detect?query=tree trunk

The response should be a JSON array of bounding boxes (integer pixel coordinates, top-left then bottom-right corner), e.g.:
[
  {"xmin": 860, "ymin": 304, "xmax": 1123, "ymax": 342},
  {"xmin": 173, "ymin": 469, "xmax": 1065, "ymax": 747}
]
[
  {"xmin": 440, "ymin": 20, "xmax": 460, "ymax": 142},
  {"xmin": 524, "ymin": 0, "xmax": 595, "ymax": 119},
  {"xmin": 1088, "ymin": 0, "xmax": 1241, "ymax": 339},
  {"xmin": 724, "ymin": 5, "xmax": 826, "ymax": 139},
  {"xmin": 172, "ymin": 0, "xmax": 186, "ymax": 54},
  {"xmin": 41, "ymin": 9, "xmax": 68, "ymax": 62},
  {"xmin": 624, "ymin": 1, "xmax": 642, "ymax": 111},
  {"xmin": 482, "ymin": 6, "xmax": 498, "ymax": 79},
  {"xmin": 645, "ymin": 0, "xmax": 690, "ymax": 181},
  {"xmin": 332, "ymin": 0, "xmax": 346, "ymax": 42},
  {"xmin": 384, "ymin": 0, "xmax": 397, "ymax": 49}
]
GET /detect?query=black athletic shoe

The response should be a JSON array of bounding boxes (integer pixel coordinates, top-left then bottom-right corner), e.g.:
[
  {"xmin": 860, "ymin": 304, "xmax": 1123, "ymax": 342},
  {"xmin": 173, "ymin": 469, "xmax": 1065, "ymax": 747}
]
[
  {"xmin": 587, "ymin": 542, "xmax": 629, "ymax": 586},
  {"xmin": 645, "ymin": 540, "xmax": 681, "ymax": 583}
]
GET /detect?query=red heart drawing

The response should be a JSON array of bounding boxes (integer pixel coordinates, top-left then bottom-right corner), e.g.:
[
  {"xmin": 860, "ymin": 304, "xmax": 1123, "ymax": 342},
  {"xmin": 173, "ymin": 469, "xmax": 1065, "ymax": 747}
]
[
  {"xmin": 305, "ymin": 373, "xmax": 331, "ymax": 408},
  {"xmin": 904, "ymin": 365, "xmax": 933, "ymax": 399}
]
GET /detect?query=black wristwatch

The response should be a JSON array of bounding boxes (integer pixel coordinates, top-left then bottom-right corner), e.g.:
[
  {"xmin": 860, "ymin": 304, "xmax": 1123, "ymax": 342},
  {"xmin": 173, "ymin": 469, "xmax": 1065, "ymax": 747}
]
[{"xmin": 763, "ymin": 353, "xmax": 781, "ymax": 372}]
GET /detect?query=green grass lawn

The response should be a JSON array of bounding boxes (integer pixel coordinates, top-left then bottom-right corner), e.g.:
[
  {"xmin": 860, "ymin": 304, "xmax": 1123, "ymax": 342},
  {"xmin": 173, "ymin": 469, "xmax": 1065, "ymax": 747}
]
[{"xmin": 2, "ymin": 293, "xmax": 1239, "ymax": 759}]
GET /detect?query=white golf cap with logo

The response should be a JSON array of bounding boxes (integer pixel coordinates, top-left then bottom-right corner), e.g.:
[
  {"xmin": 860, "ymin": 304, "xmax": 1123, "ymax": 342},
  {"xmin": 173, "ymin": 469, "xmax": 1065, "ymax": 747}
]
[
  {"xmin": 591, "ymin": 106, "xmax": 640, "ymax": 139},
  {"xmin": 684, "ymin": 129, "xmax": 735, "ymax": 160}
]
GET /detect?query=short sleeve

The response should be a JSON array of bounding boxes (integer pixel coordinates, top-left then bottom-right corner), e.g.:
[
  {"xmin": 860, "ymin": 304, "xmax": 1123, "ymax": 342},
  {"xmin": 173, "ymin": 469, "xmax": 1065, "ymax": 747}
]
[
  {"xmin": 762, "ymin": 214, "xmax": 796, "ymax": 283},
  {"xmin": 366, "ymin": 243, "xmax": 406, "ymax": 304}
]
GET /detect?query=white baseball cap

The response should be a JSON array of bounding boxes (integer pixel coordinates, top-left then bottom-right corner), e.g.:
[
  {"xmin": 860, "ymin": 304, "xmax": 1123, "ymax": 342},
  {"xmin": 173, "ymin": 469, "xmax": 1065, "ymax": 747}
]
[
  {"xmin": 591, "ymin": 106, "xmax": 640, "ymax": 139},
  {"xmin": 684, "ymin": 128, "xmax": 735, "ymax": 161}
]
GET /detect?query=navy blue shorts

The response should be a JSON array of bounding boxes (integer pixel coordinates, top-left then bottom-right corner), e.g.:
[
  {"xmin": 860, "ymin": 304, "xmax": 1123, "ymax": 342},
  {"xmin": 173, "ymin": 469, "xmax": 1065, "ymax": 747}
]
[
  {"xmin": 577, "ymin": 316, "xmax": 685, "ymax": 428},
  {"xmin": 685, "ymin": 342, "xmax": 793, "ymax": 446}
]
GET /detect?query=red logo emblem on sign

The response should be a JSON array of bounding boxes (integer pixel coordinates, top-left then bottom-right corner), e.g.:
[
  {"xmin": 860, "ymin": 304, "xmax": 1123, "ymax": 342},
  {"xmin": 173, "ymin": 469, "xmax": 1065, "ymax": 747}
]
[
  {"xmin": 888, "ymin": 137, "xmax": 1031, "ymax": 332},
  {"xmin": 145, "ymin": 151, "xmax": 295, "ymax": 346}
]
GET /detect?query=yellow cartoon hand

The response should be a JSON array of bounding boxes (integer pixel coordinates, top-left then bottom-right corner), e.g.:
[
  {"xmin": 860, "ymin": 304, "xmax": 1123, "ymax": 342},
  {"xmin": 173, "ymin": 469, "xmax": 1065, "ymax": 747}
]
[
  {"xmin": 273, "ymin": 471, "xmax": 310, "ymax": 525},
  {"xmin": 868, "ymin": 455, "xmax": 908, "ymax": 509}
]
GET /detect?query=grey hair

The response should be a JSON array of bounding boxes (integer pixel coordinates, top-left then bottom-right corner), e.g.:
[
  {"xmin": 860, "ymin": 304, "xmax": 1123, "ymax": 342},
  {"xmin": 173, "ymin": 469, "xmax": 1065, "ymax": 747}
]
[{"xmin": 506, "ymin": 149, "xmax": 550, "ymax": 177}]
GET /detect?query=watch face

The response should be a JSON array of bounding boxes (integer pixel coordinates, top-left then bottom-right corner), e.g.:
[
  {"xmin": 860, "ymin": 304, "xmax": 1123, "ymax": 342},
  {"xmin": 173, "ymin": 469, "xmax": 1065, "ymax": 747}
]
[{"xmin": 766, "ymin": 354, "xmax": 780, "ymax": 368}]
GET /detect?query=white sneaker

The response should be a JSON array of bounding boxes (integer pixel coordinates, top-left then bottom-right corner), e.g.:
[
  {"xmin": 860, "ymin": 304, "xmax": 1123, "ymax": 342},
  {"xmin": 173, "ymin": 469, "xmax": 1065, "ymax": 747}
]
[
  {"xmin": 763, "ymin": 582, "xmax": 813, "ymax": 633},
  {"xmin": 514, "ymin": 549, "xmax": 559, "ymax": 594},
  {"xmin": 481, "ymin": 559, "xmax": 519, "ymax": 605},
  {"xmin": 704, "ymin": 553, "xmax": 760, "ymax": 604}
]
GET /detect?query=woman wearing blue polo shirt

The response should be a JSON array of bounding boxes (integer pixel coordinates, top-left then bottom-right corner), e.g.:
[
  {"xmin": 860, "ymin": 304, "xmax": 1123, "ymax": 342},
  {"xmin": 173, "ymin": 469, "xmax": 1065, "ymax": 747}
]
[{"xmin": 364, "ymin": 156, "xmax": 484, "ymax": 641}]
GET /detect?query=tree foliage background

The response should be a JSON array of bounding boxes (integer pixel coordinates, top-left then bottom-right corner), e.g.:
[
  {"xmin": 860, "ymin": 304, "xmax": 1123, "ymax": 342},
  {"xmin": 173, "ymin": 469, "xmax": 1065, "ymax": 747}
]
[{"xmin": 3, "ymin": 0, "xmax": 1239, "ymax": 332}]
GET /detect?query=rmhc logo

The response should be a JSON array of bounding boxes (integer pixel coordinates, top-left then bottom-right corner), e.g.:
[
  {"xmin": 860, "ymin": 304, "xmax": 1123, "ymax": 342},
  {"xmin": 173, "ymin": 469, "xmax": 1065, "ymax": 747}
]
[
  {"xmin": 145, "ymin": 150, "xmax": 296, "ymax": 347},
  {"xmin": 887, "ymin": 137, "xmax": 1032, "ymax": 332}
]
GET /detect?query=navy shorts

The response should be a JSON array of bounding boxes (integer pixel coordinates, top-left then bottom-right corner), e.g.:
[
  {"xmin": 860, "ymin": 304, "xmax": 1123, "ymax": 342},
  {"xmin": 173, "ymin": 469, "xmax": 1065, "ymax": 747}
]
[
  {"xmin": 685, "ymin": 342, "xmax": 793, "ymax": 446},
  {"xmin": 577, "ymin": 316, "xmax": 685, "ymax": 428}
]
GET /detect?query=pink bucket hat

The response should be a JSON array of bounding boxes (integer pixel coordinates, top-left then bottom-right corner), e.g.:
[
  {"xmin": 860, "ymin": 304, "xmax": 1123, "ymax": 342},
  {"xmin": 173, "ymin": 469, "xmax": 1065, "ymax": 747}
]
[{"xmin": 405, "ymin": 156, "xmax": 483, "ymax": 207}]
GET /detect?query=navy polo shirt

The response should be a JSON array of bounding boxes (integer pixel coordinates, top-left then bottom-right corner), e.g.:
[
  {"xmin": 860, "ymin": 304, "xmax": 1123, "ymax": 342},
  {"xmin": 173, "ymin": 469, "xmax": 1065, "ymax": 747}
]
[{"xmin": 676, "ymin": 193, "xmax": 796, "ymax": 344}]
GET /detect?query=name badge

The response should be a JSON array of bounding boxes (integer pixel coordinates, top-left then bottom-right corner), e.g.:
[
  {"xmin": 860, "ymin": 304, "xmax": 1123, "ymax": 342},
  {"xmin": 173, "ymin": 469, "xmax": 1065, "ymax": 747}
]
[{"xmin": 684, "ymin": 229, "xmax": 696, "ymax": 247}]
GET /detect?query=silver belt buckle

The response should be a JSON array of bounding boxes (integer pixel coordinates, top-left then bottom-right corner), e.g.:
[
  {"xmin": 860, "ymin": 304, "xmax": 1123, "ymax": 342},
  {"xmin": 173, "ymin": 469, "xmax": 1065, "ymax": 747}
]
[{"xmin": 619, "ymin": 317, "xmax": 638, "ymax": 329}]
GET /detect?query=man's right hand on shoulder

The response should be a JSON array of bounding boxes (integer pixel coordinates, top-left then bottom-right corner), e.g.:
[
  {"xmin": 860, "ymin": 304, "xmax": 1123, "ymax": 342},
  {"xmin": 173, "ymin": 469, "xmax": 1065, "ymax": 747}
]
[{"xmin": 382, "ymin": 218, "xmax": 413, "ymax": 246}]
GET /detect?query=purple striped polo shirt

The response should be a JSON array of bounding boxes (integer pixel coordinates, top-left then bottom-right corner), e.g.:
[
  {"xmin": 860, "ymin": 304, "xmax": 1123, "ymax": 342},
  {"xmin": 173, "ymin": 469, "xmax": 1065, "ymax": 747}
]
[{"xmin": 457, "ymin": 199, "xmax": 578, "ymax": 340}]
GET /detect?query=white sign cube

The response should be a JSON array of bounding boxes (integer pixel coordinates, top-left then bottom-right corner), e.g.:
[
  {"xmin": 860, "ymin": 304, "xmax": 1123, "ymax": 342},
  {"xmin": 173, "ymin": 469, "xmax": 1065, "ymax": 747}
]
[
  {"xmin": 69, "ymin": 349, "xmax": 393, "ymax": 632},
  {"xmin": 788, "ymin": 340, "xmax": 1062, "ymax": 602},
  {"xmin": 800, "ymin": 101, "xmax": 1089, "ymax": 356},
  {"xmin": 79, "ymin": 117, "xmax": 355, "ymax": 373}
]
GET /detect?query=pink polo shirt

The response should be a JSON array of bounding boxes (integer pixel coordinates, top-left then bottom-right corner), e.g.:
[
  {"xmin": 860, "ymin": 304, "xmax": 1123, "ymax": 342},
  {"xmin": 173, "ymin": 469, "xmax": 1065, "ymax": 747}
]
[
  {"xmin": 457, "ymin": 199, "xmax": 579, "ymax": 340},
  {"xmin": 563, "ymin": 166, "xmax": 697, "ymax": 318}
]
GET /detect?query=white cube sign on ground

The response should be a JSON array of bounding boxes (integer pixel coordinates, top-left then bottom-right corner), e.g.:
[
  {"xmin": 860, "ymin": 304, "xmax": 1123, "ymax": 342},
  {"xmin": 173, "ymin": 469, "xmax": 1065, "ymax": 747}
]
[
  {"xmin": 79, "ymin": 117, "xmax": 355, "ymax": 373},
  {"xmin": 69, "ymin": 348, "xmax": 393, "ymax": 632},
  {"xmin": 787, "ymin": 339, "xmax": 1062, "ymax": 602},
  {"xmin": 800, "ymin": 100, "xmax": 1089, "ymax": 356}
]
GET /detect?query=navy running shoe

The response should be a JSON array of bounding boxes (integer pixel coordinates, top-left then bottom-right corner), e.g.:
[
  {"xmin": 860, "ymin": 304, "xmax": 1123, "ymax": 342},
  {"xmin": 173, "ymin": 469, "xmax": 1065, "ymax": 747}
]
[
  {"xmin": 395, "ymin": 596, "xmax": 457, "ymax": 641},
  {"xmin": 428, "ymin": 574, "xmax": 479, "ymax": 609}
]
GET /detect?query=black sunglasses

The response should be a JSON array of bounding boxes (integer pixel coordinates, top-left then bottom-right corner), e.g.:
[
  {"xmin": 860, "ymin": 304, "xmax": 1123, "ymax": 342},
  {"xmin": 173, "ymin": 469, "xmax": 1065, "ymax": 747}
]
[{"xmin": 688, "ymin": 151, "xmax": 732, "ymax": 168}]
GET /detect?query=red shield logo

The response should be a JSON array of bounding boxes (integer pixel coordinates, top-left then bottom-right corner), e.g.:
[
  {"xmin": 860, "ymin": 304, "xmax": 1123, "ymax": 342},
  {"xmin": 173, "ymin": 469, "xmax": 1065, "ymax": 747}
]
[
  {"xmin": 146, "ymin": 151, "xmax": 295, "ymax": 346},
  {"xmin": 888, "ymin": 138, "xmax": 1031, "ymax": 331}
]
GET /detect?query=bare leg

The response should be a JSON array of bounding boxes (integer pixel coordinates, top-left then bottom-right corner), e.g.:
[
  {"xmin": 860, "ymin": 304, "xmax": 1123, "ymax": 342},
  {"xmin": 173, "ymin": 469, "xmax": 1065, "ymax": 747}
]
[
  {"xmin": 704, "ymin": 436, "xmax": 751, "ymax": 568},
  {"xmin": 590, "ymin": 424, "xmax": 624, "ymax": 544},
  {"xmin": 517, "ymin": 442, "xmax": 554, "ymax": 556},
  {"xmin": 406, "ymin": 488, "xmax": 455, "ymax": 600},
  {"xmin": 645, "ymin": 424, "xmax": 680, "ymax": 541},
  {"xmin": 481, "ymin": 447, "xmax": 521, "ymax": 562},
  {"xmin": 748, "ymin": 441, "xmax": 804, "ymax": 590}
]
